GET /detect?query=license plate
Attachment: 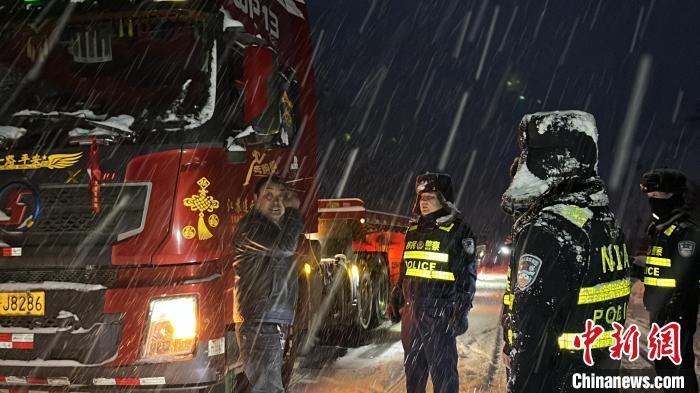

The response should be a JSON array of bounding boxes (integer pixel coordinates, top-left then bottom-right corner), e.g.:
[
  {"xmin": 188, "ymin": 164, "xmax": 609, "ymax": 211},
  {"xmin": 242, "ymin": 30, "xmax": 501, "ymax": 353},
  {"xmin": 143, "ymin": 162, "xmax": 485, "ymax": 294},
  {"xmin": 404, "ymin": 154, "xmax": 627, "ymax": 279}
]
[{"xmin": 0, "ymin": 292, "xmax": 45, "ymax": 316}]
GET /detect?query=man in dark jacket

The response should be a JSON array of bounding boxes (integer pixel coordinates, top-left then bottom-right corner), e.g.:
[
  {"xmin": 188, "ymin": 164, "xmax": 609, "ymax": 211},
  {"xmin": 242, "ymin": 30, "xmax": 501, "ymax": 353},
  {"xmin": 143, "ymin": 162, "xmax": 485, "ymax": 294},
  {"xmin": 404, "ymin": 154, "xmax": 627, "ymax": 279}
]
[
  {"xmin": 501, "ymin": 111, "xmax": 630, "ymax": 393},
  {"xmin": 639, "ymin": 169, "xmax": 699, "ymax": 392},
  {"xmin": 388, "ymin": 172, "xmax": 477, "ymax": 393},
  {"xmin": 232, "ymin": 176, "xmax": 304, "ymax": 393}
]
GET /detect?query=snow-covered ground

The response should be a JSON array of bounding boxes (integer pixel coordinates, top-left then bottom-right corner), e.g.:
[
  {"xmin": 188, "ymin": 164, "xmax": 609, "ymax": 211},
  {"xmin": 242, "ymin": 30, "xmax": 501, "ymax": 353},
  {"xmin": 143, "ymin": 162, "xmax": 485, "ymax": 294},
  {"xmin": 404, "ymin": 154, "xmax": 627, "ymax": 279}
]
[
  {"xmin": 290, "ymin": 274, "xmax": 508, "ymax": 393},
  {"xmin": 290, "ymin": 275, "xmax": 699, "ymax": 392}
]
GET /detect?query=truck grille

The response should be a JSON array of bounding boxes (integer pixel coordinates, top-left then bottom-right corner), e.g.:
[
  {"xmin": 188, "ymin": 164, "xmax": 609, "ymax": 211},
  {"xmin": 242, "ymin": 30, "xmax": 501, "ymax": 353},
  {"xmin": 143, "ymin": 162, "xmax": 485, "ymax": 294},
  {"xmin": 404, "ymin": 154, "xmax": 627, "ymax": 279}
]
[
  {"xmin": 20, "ymin": 183, "xmax": 150, "ymax": 245},
  {"xmin": 0, "ymin": 268, "xmax": 117, "ymax": 286},
  {"xmin": 0, "ymin": 290, "xmax": 122, "ymax": 364},
  {"xmin": 0, "ymin": 315, "xmax": 77, "ymax": 330}
]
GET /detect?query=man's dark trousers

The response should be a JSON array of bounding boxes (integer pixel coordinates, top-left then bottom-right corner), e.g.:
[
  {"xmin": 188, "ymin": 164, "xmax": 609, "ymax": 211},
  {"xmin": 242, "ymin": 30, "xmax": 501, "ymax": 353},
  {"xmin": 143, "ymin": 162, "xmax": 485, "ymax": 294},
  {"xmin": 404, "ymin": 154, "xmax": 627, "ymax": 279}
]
[{"xmin": 234, "ymin": 322, "xmax": 288, "ymax": 393}]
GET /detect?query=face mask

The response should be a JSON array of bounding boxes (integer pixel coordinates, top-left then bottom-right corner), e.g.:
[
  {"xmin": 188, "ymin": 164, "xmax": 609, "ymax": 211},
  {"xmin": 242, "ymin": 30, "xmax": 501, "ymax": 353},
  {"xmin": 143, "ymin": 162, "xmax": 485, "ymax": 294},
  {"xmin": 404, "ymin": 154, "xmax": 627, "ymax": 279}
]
[{"xmin": 648, "ymin": 194, "xmax": 684, "ymax": 221}]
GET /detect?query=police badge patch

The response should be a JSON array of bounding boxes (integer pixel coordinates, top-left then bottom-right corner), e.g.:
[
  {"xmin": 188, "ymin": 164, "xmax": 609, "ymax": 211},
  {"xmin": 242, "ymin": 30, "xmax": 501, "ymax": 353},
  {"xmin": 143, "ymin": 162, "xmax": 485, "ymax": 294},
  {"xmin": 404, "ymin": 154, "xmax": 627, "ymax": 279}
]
[
  {"xmin": 517, "ymin": 254, "xmax": 543, "ymax": 291},
  {"xmin": 462, "ymin": 238, "xmax": 475, "ymax": 255},
  {"xmin": 678, "ymin": 241, "xmax": 696, "ymax": 258}
]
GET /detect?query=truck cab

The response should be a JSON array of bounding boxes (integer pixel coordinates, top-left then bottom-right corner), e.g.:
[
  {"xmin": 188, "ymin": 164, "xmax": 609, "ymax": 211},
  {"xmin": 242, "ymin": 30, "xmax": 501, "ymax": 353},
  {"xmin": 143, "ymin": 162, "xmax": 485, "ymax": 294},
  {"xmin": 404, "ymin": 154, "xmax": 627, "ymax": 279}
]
[{"xmin": 0, "ymin": 0, "xmax": 317, "ymax": 391}]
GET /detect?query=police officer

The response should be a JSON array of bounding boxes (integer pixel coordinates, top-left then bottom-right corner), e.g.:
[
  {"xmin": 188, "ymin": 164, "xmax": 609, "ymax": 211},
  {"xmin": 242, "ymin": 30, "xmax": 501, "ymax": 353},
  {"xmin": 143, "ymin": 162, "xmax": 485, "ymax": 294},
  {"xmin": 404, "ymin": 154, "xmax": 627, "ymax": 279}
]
[
  {"xmin": 639, "ymin": 169, "xmax": 699, "ymax": 392},
  {"xmin": 388, "ymin": 172, "xmax": 477, "ymax": 393},
  {"xmin": 501, "ymin": 111, "xmax": 630, "ymax": 393}
]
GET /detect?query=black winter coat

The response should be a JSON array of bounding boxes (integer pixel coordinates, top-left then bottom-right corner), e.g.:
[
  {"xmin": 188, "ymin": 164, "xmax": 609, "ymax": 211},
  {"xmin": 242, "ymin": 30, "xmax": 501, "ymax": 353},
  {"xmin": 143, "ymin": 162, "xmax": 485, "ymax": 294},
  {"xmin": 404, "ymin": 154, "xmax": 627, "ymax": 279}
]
[
  {"xmin": 398, "ymin": 207, "xmax": 478, "ymax": 315},
  {"xmin": 232, "ymin": 208, "xmax": 304, "ymax": 324},
  {"xmin": 504, "ymin": 201, "xmax": 629, "ymax": 393}
]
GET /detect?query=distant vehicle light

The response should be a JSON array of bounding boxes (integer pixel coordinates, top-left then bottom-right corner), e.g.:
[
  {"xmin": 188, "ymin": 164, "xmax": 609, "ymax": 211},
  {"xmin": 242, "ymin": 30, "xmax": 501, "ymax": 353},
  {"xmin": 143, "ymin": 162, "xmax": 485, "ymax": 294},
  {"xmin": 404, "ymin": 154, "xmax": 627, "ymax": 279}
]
[
  {"xmin": 304, "ymin": 262, "xmax": 312, "ymax": 275},
  {"xmin": 350, "ymin": 264, "xmax": 359, "ymax": 280}
]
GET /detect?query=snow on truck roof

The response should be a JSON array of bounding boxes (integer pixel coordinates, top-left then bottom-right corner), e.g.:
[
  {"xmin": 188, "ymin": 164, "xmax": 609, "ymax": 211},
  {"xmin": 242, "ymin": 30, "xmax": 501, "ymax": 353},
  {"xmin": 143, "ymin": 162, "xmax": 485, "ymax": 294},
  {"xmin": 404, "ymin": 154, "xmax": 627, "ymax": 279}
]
[{"xmin": 318, "ymin": 199, "xmax": 411, "ymax": 228}]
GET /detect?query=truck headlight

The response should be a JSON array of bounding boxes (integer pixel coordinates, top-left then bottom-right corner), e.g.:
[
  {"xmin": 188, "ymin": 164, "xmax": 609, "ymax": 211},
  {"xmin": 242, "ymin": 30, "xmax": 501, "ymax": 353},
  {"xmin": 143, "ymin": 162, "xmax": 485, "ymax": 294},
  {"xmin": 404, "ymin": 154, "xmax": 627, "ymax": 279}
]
[{"xmin": 141, "ymin": 296, "xmax": 197, "ymax": 361}]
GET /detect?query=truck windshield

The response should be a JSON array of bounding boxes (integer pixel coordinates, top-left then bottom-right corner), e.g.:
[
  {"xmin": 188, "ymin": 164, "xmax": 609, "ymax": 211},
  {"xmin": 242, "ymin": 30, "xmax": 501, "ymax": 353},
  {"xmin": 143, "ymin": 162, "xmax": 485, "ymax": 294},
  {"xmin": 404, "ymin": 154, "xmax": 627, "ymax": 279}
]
[{"xmin": 0, "ymin": 9, "xmax": 221, "ymax": 135}]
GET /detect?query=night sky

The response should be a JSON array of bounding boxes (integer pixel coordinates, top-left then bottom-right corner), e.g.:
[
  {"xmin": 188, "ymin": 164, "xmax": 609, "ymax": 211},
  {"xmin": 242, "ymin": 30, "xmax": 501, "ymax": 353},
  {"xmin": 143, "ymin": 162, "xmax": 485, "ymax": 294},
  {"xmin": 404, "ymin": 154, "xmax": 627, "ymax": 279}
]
[{"xmin": 306, "ymin": 0, "xmax": 700, "ymax": 245}]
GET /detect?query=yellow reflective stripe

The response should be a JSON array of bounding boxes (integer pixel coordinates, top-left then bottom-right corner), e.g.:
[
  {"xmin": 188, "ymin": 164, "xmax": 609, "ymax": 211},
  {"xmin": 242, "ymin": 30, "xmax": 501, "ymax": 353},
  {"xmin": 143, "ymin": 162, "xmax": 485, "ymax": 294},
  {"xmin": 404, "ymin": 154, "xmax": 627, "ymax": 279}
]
[
  {"xmin": 503, "ymin": 294, "xmax": 514, "ymax": 307},
  {"xmin": 664, "ymin": 225, "xmax": 676, "ymax": 236},
  {"xmin": 403, "ymin": 250, "xmax": 449, "ymax": 262},
  {"xmin": 507, "ymin": 329, "xmax": 513, "ymax": 345},
  {"xmin": 577, "ymin": 278, "xmax": 631, "ymax": 305},
  {"xmin": 408, "ymin": 225, "xmax": 418, "ymax": 232},
  {"xmin": 558, "ymin": 330, "xmax": 616, "ymax": 350},
  {"xmin": 644, "ymin": 277, "xmax": 676, "ymax": 288},
  {"xmin": 559, "ymin": 205, "xmax": 593, "ymax": 228},
  {"xmin": 439, "ymin": 223, "xmax": 455, "ymax": 232},
  {"xmin": 405, "ymin": 268, "xmax": 455, "ymax": 281},
  {"xmin": 645, "ymin": 256, "xmax": 671, "ymax": 267}
]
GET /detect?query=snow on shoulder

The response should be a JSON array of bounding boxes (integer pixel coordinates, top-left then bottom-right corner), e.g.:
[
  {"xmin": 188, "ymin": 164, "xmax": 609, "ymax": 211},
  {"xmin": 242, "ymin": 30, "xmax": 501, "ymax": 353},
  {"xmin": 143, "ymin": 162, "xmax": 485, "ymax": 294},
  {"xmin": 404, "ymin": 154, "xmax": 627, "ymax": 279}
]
[
  {"xmin": 503, "ymin": 161, "xmax": 550, "ymax": 201},
  {"xmin": 524, "ymin": 110, "xmax": 598, "ymax": 143}
]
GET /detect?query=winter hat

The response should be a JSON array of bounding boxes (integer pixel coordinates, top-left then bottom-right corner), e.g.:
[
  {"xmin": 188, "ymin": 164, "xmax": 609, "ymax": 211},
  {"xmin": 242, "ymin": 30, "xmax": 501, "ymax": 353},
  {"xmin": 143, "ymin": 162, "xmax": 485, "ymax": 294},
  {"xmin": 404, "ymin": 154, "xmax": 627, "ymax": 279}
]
[
  {"xmin": 641, "ymin": 169, "xmax": 691, "ymax": 223},
  {"xmin": 412, "ymin": 172, "xmax": 455, "ymax": 215},
  {"xmin": 640, "ymin": 169, "xmax": 687, "ymax": 194},
  {"xmin": 502, "ymin": 110, "xmax": 599, "ymax": 214}
]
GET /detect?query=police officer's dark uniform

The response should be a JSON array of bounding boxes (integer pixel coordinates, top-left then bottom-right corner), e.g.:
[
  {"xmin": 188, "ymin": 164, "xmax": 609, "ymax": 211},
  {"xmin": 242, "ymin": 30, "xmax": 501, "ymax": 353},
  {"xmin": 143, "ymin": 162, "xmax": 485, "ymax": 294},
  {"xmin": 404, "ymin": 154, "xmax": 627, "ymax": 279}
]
[
  {"xmin": 501, "ymin": 111, "xmax": 630, "ymax": 393},
  {"xmin": 388, "ymin": 173, "xmax": 477, "ymax": 393},
  {"xmin": 639, "ymin": 169, "xmax": 699, "ymax": 392}
]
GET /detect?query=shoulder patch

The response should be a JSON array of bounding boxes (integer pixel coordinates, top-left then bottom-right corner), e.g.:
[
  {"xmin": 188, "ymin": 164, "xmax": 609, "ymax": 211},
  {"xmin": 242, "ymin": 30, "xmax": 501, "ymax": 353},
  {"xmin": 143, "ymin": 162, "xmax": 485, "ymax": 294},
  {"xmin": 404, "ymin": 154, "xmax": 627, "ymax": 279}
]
[
  {"xmin": 678, "ymin": 241, "xmax": 696, "ymax": 258},
  {"xmin": 462, "ymin": 238, "xmax": 475, "ymax": 255},
  {"xmin": 517, "ymin": 254, "xmax": 543, "ymax": 291}
]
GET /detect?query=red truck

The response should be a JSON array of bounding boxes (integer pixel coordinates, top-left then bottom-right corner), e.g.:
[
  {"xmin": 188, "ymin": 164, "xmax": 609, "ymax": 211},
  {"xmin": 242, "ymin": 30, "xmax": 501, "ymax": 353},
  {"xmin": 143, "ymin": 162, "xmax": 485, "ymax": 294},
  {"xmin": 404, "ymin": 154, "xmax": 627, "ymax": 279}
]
[
  {"xmin": 306, "ymin": 199, "xmax": 408, "ymax": 338},
  {"xmin": 0, "ymin": 1, "xmax": 408, "ymax": 391}
]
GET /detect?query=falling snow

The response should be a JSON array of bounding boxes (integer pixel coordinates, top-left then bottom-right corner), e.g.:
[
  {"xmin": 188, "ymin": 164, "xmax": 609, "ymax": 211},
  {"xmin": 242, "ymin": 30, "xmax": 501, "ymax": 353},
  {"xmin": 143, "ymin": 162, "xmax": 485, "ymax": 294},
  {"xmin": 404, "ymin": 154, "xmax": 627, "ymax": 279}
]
[{"xmin": 0, "ymin": 1, "xmax": 698, "ymax": 392}]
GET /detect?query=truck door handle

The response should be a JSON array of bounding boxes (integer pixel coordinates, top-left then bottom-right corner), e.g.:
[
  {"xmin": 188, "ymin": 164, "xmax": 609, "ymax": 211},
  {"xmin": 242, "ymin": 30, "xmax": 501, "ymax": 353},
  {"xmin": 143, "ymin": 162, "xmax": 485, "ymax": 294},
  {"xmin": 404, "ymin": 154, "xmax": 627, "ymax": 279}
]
[{"xmin": 181, "ymin": 159, "xmax": 205, "ymax": 171}]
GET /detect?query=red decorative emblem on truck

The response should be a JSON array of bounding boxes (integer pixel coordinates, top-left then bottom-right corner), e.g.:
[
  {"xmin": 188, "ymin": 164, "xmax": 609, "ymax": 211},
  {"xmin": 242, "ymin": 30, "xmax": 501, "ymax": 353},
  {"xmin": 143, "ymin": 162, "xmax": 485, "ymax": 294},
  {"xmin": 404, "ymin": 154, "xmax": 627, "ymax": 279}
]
[{"xmin": 183, "ymin": 177, "xmax": 220, "ymax": 240}]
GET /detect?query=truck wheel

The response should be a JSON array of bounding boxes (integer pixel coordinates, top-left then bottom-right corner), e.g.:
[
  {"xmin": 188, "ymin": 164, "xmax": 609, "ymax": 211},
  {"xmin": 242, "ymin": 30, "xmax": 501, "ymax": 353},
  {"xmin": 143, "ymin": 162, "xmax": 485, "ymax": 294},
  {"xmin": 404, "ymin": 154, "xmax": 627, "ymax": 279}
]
[
  {"xmin": 373, "ymin": 255, "xmax": 390, "ymax": 322},
  {"xmin": 357, "ymin": 269, "xmax": 375, "ymax": 330}
]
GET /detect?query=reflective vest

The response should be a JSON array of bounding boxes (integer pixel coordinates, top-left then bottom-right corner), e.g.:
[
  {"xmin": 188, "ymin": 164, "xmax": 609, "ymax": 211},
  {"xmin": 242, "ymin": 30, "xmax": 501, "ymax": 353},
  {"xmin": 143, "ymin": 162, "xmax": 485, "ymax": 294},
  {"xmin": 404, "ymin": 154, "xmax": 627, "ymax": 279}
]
[
  {"xmin": 643, "ymin": 223, "xmax": 685, "ymax": 312},
  {"xmin": 503, "ymin": 265, "xmax": 514, "ymax": 345},
  {"xmin": 403, "ymin": 222, "xmax": 456, "ymax": 282},
  {"xmin": 512, "ymin": 204, "xmax": 631, "ymax": 353},
  {"xmin": 556, "ymin": 205, "xmax": 630, "ymax": 352}
]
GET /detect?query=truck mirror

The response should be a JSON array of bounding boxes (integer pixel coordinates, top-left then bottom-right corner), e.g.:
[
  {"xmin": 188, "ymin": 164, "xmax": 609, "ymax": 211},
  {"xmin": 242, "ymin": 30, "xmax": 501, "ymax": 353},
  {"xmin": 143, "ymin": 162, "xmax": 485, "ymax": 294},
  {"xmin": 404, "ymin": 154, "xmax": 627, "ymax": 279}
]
[
  {"xmin": 225, "ymin": 136, "xmax": 247, "ymax": 163},
  {"xmin": 241, "ymin": 46, "xmax": 298, "ymax": 148}
]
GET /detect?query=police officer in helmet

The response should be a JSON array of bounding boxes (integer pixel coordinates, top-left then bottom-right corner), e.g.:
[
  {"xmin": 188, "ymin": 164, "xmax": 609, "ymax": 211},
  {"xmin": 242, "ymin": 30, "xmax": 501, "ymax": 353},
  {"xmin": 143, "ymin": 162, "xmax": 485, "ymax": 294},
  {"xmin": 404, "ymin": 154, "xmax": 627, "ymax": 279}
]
[
  {"xmin": 501, "ymin": 111, "xmax": 630, "ymax": 393},
  {"xmin": 639, "ymin": 169, "xmax": 699, "ymax": 392},
  {"xmin": 388, "ymin": 172, "xmax": 477, "ymax": 393}
]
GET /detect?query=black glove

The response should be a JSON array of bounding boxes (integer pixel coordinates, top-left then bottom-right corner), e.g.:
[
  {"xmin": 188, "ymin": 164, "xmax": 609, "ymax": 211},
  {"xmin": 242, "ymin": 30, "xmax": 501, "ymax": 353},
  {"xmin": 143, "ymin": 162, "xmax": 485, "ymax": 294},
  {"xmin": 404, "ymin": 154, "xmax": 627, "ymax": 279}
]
[
  {"xmin": 450, "ymin": 298, "xmax": 470, "ymax": 336},
  {"xmin": 451, "ymin": 312, "xmax": 469, "ymax": 336},
  {"xmin": 388, "ymin": 286, "xmax": 403, "ymax": 323}
]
